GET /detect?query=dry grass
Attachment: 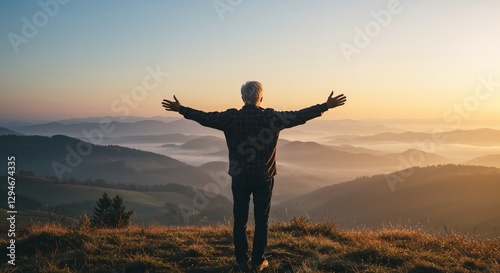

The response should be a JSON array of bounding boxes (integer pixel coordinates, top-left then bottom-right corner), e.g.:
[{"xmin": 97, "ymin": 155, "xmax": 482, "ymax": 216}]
[{"xmin": 1, "ymin": 217, "xmax": 499, "ymax": 273}]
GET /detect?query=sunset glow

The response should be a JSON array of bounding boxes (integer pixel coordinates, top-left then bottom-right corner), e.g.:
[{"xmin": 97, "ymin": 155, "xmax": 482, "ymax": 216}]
[{"xmin": 1, "ymin": 0, "xmax": 499, "ymax": 121}]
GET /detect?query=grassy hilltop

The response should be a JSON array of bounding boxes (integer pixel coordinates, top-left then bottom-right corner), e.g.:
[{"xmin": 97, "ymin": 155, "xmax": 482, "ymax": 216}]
[{"xmin": 1, "ymin": 218, "xmax": 499, "ymax": 273}]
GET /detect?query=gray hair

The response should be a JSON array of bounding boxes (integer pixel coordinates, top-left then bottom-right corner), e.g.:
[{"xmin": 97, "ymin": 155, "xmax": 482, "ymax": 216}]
[{"xmin": 241, "ymin": 81, "xmax": 263, "ymax": 105}]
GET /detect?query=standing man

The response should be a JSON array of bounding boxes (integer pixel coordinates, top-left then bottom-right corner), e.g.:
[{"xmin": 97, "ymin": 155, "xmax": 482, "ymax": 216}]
[{"xmin": 162, "ymin": 81, "xmax": 346, "ymax": 272}]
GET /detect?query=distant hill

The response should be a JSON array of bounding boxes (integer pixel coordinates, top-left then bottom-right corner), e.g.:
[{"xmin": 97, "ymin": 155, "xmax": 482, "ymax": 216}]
[
  {"xmin": 109, "ymin": 133, "xmax": 199, "ymax": 144},
  {"xmin": 383, "ymin": 149, "xmax": 456, "ymax": 166},
  {"xmin": 0, "ymin": 135, "xmax": 220, "ymax": 188},
  {"xmin": 278, "ymin": 141, "xmax": 383, "ymax": 168},
  {"xmin": 177, "ymin": 135, "xmax": 227, "ymax": 151},
  {"xmin": 54, "ymin": 116, "xmax": 180, "ymax": 124},
  {"xmin": 199, "ymin": 160, "xmax": 350, "ymax": 203},
  {"xmin": 0, "ymin": 119, "xmax": 50, "ymax": 130},
  {"xmin": 17, "ymin": 120, "xmax": 170, "ymax": 137},
  {"xmin": 274, "ymin": 165, "xmax": 500, "ymax": 235},
  {"xmin": 278, "ymin": 141, "xmax": 452, "ymax": 169},
  {"xmin": 16, "ymin": 119, "xmax": 224, "ymax": 138},
  {"xmin": 0, "ymin": 127, "xmax": 23, "ymax": 136},
  {"xmin": 187, "ymin": 140, "xmax": 455, "ymax": 200},
  {"xmin": 327, "ymin": 144, "xmax": 385, "ymax": 156},
  {"xmin": 13, "ymin": 118, "xmax": 407, "ymax": 141},
  {"xmin": 0, "ymin": 175, "xmax": 232, "ymax": 226},
  {"xmin": 337, "ymin": 128, "xmax": 500, "ymax": 146},
  {"xmin": 283, "ymin": 119, "xmax": 405, "ymax": 137},
  {"xmin": 465, "ymin": 154, "xmax": 500, "ymax": 168}
]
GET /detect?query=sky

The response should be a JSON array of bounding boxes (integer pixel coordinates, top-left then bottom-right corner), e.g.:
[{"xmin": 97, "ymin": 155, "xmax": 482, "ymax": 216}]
[{"xmin": 1, "ymin": 0, "xmax": 499, "ymax": 121}]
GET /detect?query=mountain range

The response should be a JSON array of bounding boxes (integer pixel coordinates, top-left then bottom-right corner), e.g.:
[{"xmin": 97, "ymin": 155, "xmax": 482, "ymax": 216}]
[
  {"xmin": 14, "ymin": 119, "xmax": 223, "ymax": 138},
  {"xmin": 330, "ymin": 128, "xmax": 500, "ymax": 147},
  {"xmin": 0, "ymin": 127, "xmax": 23, "ymax": 136},
  {"xmin": 0, "ymin": 135, "xmax": 219, "ymax": 189},
  {"xmin": 274, "ymin": 164, "xmax": 500, "ymax": 236},
  {"xmin": 278, "ymin": 141, "xmax": 453, "ymax": 170},
  {"xmin": 466, "ymin": 154, "xmax": 500, "ymax": 168},
  {"xmin": 2, "ymin": 116, "xmax": 500, "ymax": 235},
  {"xmin": 0, "ymin": 175, "xmax": 232, "ymax": 226}
]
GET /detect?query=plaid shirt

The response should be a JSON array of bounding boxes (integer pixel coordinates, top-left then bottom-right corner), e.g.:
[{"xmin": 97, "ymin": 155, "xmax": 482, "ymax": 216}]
[{"xmin": 179, "ymin": 103, "xmax": 329, "ymax": 184}]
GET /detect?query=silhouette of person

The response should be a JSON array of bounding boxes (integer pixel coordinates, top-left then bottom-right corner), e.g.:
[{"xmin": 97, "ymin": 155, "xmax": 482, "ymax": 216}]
[{"xmin": 162, "ymin": 81, "xmax": 346, "ymax": 272}]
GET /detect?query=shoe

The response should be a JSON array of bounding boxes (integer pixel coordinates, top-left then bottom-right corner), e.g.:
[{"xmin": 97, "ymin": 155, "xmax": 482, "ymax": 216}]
[
  {"xmin": 235, "ymin": 259, "xmax": 250, "ymax": 272},
  {"xmin": 252, "ymin": 259, "xmax": 269, "ymax": 272}
]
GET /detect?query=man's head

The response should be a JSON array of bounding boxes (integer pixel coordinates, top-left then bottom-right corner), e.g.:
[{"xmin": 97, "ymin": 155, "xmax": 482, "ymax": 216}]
[{"xmin": 241, "ymin": 81, "xmax": 263, "ymax": 106}]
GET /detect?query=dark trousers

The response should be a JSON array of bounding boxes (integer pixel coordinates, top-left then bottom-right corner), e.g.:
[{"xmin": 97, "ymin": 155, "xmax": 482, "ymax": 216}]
[{"xmin": 232, "ymin": 178, "xmax": 274, "ymax": 265}]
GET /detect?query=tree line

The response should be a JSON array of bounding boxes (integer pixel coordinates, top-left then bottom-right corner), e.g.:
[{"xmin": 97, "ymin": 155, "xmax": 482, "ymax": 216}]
[{"xmin": 19, "ymin": 170, "xmax": 194, "ymax": 195}]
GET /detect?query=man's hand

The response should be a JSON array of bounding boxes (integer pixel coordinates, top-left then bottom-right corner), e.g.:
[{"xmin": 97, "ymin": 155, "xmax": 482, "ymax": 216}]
[
  {"xmin": 326, "ymin": 91, "xmax": 347, "ymax": 109},
  {"xmin": 162, "ymin": 95, "xmax": 181, "ymax": 112}
]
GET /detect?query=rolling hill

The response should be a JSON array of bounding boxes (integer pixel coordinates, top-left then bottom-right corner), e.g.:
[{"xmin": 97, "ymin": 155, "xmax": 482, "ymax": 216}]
[
  {"xmin": 0, "ymin": 135, "xmax": 220, "ymax": 188},
  {"xmin": 109, "ymin": 133, "xmax": 199, "ymax": 144},
  {"xmin": 465, "ymin": 154, "xmax": 500, "ymax": 168},
  {"xmin": 16, "ymin": 119, "xmax": 224, "ymax": 138},
  {"xmin": 0, "ymin": 175, "xmax": 232, "ymax": 226},
  {"xmin": 282, "ymin": 119, "xmax": 405, "ymax": 137},
  {"xmin": 327, "ymin": 144, "xmax": 386, "ymax": 155},
  {"xmin": 274, "ymin": 165, "xmax": 500, "ymax": 236},
  {"xmin": 333, "ymin": 128, "xmax": 500, "ymax": 146},
  {"xmin": 198, "ymin": 161, "xmax": 335, "ymax": 203},
  {"xmin": 383, "ymin": 149, "xmax": 455, "ymax": 166},
  {"xmin": 0, "ymin": 127, "xmax": 23, "ymax": 136},
  {"xmin": 54, "ymin": 115, "xmax": 180, "ymax": 124},
  {"xmin": 176, "ymin": 135, "xmax": 227, "ymax": 151},
  {"xmin": 277, "ymin": 141, "xmax": 452, "ymax": 169}
]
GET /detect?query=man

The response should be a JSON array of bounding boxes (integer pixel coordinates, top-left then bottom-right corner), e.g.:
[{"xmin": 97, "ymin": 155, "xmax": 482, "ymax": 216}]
[{"xmin": 162, "ymin": 81, "xmax": 346, "ymax": 272}]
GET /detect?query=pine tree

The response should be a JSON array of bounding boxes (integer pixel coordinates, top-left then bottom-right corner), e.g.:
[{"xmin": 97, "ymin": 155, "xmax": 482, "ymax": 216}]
[
  {"xmin": 91, "ymin": 192, "xmax": 133, "ymax": 228},
  {"xmin": 110, "ymin": 195, "xmax": 134, "ymax": 228},
  {"xmin": 91, "ymin": 192, "xmax": 112, "ymax": 228}
]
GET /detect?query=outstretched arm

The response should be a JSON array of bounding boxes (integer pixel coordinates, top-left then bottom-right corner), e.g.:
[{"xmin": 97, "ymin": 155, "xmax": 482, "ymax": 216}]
[
  {"xmin": 161, "ymin": 95, "xmax": 230, "ymax": 131},
  {"xmin": 277, "ymin": 91, "xmax": 347, "ymax": 129},
  {"xmin": 326, "ymin": 91, "xmax": 347, "ymax": 109},
  {"xmin": 162, "ymin": 95, "xmax": 181, "ymax": 112}
]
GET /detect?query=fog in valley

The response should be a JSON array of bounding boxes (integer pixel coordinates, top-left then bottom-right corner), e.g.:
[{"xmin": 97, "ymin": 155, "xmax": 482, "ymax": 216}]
[
  {"xmin": 2, "ymin": 116, "xmax": 500, "ymax": 235},
  {"xmin": 108, "ymin": 117, "xmax": 500, "ymax": 203}
]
